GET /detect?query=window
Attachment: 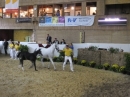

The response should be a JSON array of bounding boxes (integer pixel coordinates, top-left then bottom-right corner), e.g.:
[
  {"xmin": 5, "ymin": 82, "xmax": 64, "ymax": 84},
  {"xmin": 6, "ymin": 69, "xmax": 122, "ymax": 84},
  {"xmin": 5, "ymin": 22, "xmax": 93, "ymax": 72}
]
[
  {"xmin": 105, "ymin": 4, "xmax": 130, "ymax": 15},
  {"xmin": 75, "ymin": 3, "xmax": 81, "ymax": 16},
  {"xmin": 20, "ymin": 6, "xmax": 33, "ymax": 18},
  {"xmin": 0, "ymin": 8, "xmax": 2, "ymax": 18},
  {"xmin": 64, "ymin": 4, "xmax": 75, "ymax": 16},
  {"xmin": 38, "ymin": 5, "xmax": 53, "ymax": 16},
  {"xmin": 86, "ymin": 2, "xmax": 97, "ymax": 15}
]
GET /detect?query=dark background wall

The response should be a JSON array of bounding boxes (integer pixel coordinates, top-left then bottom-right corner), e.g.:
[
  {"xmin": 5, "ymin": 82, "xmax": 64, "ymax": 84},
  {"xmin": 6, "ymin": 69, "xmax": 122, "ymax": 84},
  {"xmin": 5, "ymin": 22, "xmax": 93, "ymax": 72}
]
[{"xmin": 0, "ymin": 30, "xmax": 14, "ymax": 41}]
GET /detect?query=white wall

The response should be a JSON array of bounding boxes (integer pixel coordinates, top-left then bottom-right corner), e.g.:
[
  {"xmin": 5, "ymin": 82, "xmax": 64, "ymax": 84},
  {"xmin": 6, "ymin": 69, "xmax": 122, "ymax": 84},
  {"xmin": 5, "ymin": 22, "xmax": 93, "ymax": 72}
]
[{"xmin": 0, "ymin": 41, "xmax": 130, "ymax": 57}]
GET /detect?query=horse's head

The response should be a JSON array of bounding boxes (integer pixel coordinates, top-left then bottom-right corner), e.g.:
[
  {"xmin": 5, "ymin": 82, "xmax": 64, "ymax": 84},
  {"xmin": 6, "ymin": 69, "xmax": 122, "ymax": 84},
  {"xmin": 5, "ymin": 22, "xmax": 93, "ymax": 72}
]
[
  {"xmin": 52, "ymin": 43, "xmax": 59, "ymax": 52},
  {"xmin": 55, "ymin": 43, "xmax": 60, "ymax": 52},
  {"xmin": 34, "ymin": 49, "xmax": 42, "ymax": 56}
]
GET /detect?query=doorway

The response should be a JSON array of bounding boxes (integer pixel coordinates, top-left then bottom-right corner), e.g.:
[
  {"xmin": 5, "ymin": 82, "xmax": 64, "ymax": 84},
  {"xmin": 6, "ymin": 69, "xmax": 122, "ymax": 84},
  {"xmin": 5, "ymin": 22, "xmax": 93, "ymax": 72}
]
[{"xmin": 0, "ymin": 30, "xmax": 14, "ymax": 41}]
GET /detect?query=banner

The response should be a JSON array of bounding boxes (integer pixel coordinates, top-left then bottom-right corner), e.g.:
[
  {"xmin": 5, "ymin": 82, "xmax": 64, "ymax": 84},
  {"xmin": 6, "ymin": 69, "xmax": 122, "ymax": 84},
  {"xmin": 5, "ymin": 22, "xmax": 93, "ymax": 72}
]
[
  {"xmin": 39, "ymin": 16, "xmax": 95, "ymax": 27},
  {"xmin": 5, "ymin": 0, "xmax": 19, "ymax": 13},
  {"xmin": 39, "ymin": 16, "xmax": 65, "ymax": 26},
  {"xmin": 65, "ymin": 16, "xmax": 95, "ymax": 26}
]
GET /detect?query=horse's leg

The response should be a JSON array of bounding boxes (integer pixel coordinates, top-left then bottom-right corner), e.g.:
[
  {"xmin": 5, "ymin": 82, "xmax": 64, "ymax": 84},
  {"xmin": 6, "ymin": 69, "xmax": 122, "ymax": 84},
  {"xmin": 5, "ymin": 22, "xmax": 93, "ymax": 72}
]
[
  {"xmin": 32, "ymin": 61, "xmax": 38, "ymax": 71},
  {"xmin": 49, "ymin": 57, "xmax": 56, "ymax": 70},
  {"xmin": 41, "ymin": 57, "xmax": 46, "ymax": 68},
  {"xmin": 18, "ymin": 59, "xmax": 22, "ymax": 68},
  {"xmin": 20, "ymin": 59, "xmax": 24, "ymax": 71}
]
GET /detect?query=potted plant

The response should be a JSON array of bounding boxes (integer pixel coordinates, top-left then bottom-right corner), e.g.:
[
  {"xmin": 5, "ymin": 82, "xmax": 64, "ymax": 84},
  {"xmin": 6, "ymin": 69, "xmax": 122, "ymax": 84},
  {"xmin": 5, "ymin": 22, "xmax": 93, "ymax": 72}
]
[
  {"xmin": 81, "ymin": 60, "xmax": 87, "ymax": 66},
  {"xmin": 103, "ymin": 63, "xmax": 110, "ymax": 70},
  {"xmin": 73, "ymin": 57, "xmax": 78, "ymax": 64},
  {"xmin": 119, "ymin": 66, "xmax": 126, "ymax": 74},
  {"xmin": 18, "ymin": 45, "xmax": 29, "ymax": 52},
  {"xmin": 111, "ymin": 64, "xmax": 120, "ymax": 72},
  {"xmin": 89, "ymin": 61, "xmax": 96, "ymax": 68}
]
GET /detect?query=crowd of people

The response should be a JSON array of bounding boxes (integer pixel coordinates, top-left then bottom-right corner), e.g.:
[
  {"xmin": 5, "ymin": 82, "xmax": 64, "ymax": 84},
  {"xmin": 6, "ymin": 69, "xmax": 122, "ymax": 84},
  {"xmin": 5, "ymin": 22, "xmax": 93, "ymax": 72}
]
[{"xmin": 3, "ymin": 39, "xmax": 20, "ymax": 60}]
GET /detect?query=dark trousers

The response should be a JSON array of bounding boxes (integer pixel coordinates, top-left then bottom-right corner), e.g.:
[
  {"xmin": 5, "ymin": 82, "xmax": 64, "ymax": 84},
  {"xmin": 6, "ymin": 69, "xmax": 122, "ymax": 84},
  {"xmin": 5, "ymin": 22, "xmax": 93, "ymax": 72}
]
[{"xmin": 4, "ymin": 48, "xmax": 8, "ymax": 55}]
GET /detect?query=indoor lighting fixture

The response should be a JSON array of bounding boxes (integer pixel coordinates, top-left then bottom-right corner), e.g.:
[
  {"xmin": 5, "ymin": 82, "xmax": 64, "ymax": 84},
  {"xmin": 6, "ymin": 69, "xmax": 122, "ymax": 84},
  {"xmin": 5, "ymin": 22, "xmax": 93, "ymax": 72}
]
[{"xmin": 98, "ymin": 18, "xmax": 127, "ymax": 25}]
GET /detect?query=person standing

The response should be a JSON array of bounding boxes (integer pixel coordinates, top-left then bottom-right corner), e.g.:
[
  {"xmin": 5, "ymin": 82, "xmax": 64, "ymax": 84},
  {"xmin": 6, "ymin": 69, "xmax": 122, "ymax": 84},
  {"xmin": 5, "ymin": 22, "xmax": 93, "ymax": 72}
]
[
  {"xmin": 62, "ymin": 44, "xmax": 74, "ymax": 72},
  {"xmin": 53, "ymin": 38, "xmax": 59, "ymax": 44},
  {"xmin": 3, "ymin": 39, "xmax": 8, "ymax": 55},
  {"xmin": 60, "ymin": 39, "xmax": 66, "ymax": 44},
  {"xmin": 14, "ymin": 42, "xmax": 20, "ymax": 60},
  {"xmin": 46, "ymin": 34, "xmax": 52, "ymax": 44},
  {"xmin": 9, "ymin": 41, "xmax": 15, "ymax": 59}
]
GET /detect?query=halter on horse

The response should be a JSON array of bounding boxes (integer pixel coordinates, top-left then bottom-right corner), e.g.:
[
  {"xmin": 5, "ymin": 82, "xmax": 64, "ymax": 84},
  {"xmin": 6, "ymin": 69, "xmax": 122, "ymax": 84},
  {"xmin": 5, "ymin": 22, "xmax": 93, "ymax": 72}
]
[{"xmin": 40, "ymin": 43, "xmax": 59, "ymax": 70}]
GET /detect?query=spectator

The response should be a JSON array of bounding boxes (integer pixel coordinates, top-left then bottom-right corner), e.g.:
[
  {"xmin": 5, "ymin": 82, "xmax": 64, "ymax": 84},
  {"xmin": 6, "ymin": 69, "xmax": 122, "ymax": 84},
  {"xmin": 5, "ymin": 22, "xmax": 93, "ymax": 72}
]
[
  {"xmin": 53, "ymin": 38, "xmax": 59, "ymax": 44},
  {"xmin": 40, "ymin": 9, "xmax": 47, "ymax": 16},
  {"xmin": 3, "ymin": 39, "xmax": 8, "ymax": 55},
  {"xmin": 62, "ymin": 44, "xmax": 74, "ymax": 72},
  {"xmin": 56, "ymin": 10, "xmax": 60, "ymax": 16},
  {"xmin": 46, "ymin": 34, "xmax": 52, "ymax": 44},
  {"xmin": 77, "ymin": 12, "xmax": 81, "ymax": 16},
  {"xmin": 69, "ymin": 43, "xmax": 74, "ymax": 51},
  {"xmin": 60, "ymin": 39, "xmax": 66, "ymax": 44}
]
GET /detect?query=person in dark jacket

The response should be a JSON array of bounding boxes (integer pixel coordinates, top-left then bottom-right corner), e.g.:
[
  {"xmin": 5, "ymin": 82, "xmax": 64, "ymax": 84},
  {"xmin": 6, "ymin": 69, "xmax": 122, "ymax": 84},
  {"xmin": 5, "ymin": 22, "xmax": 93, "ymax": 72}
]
[
  {"xmin": 46, "ymin": 34, "xmax": 52, "ymax": 44},
  {"xmin": 60, "ymin": 39, "xmax": 66, "ymax": 44},
  {"xmin": 3, "ymin": 39, "xmax": 8, "ymax": 55}
]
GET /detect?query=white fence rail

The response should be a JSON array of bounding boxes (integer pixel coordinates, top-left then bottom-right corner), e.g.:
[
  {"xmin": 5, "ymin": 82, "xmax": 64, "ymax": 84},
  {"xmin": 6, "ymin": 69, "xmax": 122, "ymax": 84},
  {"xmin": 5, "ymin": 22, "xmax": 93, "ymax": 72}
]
[{"xmin": 0, "ymin": 41, "xmax": 130, "ymax": 57}]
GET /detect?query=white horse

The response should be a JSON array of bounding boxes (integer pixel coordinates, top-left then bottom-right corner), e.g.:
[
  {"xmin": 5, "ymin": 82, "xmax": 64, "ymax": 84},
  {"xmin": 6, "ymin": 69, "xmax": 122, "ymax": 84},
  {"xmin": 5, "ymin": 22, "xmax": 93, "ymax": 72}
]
[{"xmin": 40, "ymin": 43, "xmax": 59, "ymax": 70}]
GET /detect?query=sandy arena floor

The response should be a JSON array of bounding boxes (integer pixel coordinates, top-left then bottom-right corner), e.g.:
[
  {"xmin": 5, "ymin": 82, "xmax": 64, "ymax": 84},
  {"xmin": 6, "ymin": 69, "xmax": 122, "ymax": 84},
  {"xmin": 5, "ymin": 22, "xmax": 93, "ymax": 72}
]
[{"xmin": 0, "ymin": 54, "xmax": 130, "ymax": 97}]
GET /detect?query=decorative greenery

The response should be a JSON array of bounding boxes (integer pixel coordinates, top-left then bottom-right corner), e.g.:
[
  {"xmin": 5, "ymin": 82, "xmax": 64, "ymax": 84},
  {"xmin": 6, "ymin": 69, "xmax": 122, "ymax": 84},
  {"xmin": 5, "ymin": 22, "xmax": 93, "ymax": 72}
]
[
  {"xmin": 88, "ymin": 46, "xmax": 98, "ymax": 51},
  {"xmin": 89, "ymin": 61, "xmax": 96, "ymax": 67},
  {"xmin": 18, "ymin": 45, "xmax": 29, "ymax": 52},
  {"xmin": 97, "ymin": 65, "xmax": 103, "ymax": 69},
  {"xmin": 103, "ymin": 63, "xmax": 110, "ymax": 70},
  {"xmin": 53, "ymin": 57, "xmax": 58, "ymax": 62},
  {"xmin": 124, "ymin": 53, "xmax": 130, "ymax": 75},
  {"xmin": 73, "ymin": 57, "xmax": 78, "ymax": 64},
  {"xmin": 111, "ymin": 64, "xmax": 120, "ymax": 72},
  {"xmin": 108, "ymin": 47, "xmax": 119, "ymax": 53},
  {"xmin": 119, "ymin": 66, "xmax": 126, "ymax": 74},
  {"xmin": 59, "ymin": 50, "xmax": 65, "ymax": 57},
  {"xmin": 81, "ymin": 60, "xmax": 87, "ymax": 66}
]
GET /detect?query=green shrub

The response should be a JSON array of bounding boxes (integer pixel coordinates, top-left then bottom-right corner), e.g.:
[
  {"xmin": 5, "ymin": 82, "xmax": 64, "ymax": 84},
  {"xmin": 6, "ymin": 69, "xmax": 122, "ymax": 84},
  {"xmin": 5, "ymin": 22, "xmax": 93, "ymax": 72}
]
[
  {"xmin": 108, "ymin": 47, "xmax": 119, "ymax": 53},
  {"xmin": 119, "ymin": 66, "xmax": 126, "ymax": 74},
  {"xmin": 89, "ymin": 61, "xmax": 96, "ymax": 67},
  {"xmin": 59, "ymin": 50, "xmax": 65, "ymax": 57},
  {"xmin": 73, "ymin": 57, "xmax": 78, "ymax": 64},
  {"xmin": 111, "ymin": 64, "xmax": 120, "ymax": 72},
  {"xmin": 124, "ymin": 53, "xmax": 130, "ymax": 75},
  {"xmin": 103, "ymin": 63, "xmax": 110, "ymax": 70},
  {"xmin": 88, "ymin": 46, "xmax": 98, "ymax": 51},
  {"xmin": 18, "ymin": 45, "xmax": 28, "ymax": 52},
  {"xmin": 53, "ymin": 57, "xmax": 58, "ymax": 62},
  {"xmin": 81, "ymin": 60, "xmax": 87, "ymax": 66},
  {"xmin": 97, "ymin": 65, "xmax": 103, "ymax": 69}
]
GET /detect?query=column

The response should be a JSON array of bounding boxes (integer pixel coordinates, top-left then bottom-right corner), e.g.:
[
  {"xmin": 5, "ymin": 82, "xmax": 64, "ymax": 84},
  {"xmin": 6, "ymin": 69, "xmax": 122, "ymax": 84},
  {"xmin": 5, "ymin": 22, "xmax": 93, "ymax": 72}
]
[
  {"xmin": 96, "ymin": 0, "xmax": 105, "ymax": 15},
  {"xmin": 33, "ymin": 5, "xmax": 38, "ymax": 17},
  {"xmin": 81, "ymin": 1, "xmax": 86, "ymax": 16}
]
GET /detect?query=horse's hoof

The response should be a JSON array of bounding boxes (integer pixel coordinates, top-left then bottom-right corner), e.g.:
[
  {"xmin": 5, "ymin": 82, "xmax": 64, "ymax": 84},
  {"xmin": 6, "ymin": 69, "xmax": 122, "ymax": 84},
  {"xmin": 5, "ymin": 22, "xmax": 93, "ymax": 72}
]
[
  {"xmin": 48, "ymin": 68, "xmax": 50, "ymax": 69},
  {"xmin": 35, "ymin": 70, "xmax": 38, "ymax": 71},
  {"xmin": 54, "ymin": 69, "xmax": 57, "ymax": 71}
]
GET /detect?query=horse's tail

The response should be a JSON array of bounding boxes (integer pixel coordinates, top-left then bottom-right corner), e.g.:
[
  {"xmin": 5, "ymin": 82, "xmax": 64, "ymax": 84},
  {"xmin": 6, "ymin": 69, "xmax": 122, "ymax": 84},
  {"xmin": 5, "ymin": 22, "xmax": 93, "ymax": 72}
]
[{"xmin": 17, "ymin": 51, "xmax": 21, "ymax": 58}]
